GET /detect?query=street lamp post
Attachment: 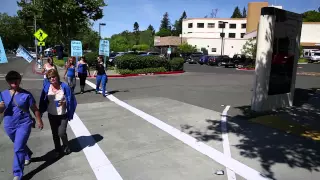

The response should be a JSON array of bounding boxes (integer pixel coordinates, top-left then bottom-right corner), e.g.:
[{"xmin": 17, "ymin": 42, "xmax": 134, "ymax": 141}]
[
  {"xmin": 98, "ymin": 23, "xmax": 106, "ymax": 68},
  {"xmin": 219, "ymin": 21, "xmax": 228, "ymax": 55},
  {"xmin": 99, "ymin": 23, "xmax": 106, "ymax": 39}
]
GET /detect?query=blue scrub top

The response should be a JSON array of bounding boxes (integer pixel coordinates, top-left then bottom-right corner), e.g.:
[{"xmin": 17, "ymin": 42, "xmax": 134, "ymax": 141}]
[{"xmin": 1, "ymin": 89, "xmax": 35, "ymax": 128}]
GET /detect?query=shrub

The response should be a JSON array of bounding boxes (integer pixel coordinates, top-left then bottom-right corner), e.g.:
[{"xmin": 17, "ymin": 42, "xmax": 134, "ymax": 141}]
[
  {"xmin": 298, "ymin": 58, "xmax": 308, "ymax": 63},
  {"xmin": 115, "ymin": 54, "xmax": 170, "ymax": 70},
  {"xmin": 169, "ymin": 57, "xmax": 185, "ymax": 71},
  {"xmin": 118, "ymin": 67, "xmax": 167, "ymax": 75},
  {"xmin": 84, "ymin": 51, "xmax": 98, "ymax": 66}
]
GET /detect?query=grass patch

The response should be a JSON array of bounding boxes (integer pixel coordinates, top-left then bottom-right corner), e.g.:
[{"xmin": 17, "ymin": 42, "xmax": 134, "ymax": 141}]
[
  {"xmin": 53, "ymin": 57, "xmax": 65, "ymax": 67},
  {"xmin": 298, "ymin": 58, "xmax": 308, "ymax": 63}
]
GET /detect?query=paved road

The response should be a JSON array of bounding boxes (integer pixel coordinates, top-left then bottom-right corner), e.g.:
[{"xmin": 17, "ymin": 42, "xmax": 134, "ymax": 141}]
[{"xmin": 0, "ymin": 58, "xmax": 319, "ymax": 180}]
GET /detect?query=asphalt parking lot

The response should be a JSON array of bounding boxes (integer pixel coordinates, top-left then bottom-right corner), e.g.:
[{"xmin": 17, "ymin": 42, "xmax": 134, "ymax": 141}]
[{"xmin": 1, "ymin": 58, "xmax": 319, "ymax": 180}]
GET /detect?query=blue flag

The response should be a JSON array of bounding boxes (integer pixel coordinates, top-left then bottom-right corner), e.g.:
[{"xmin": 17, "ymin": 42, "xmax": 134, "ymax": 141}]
[
  {"xmin": 0, "ymin": 37, "xmax": 8, "ymax": 64},
  {"xmin": 16, "ymin": 45, "xmax": 34, "ymax": 63}
]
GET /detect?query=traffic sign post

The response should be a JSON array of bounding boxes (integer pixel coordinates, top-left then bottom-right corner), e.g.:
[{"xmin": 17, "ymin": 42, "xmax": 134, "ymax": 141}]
[
  {"xmin": 99, "ymin": 40, "xmax": 110, "ymax": 69},
  {"xmin": 34, "ymin": 29, "xmax": 48, "ymax": 42}
]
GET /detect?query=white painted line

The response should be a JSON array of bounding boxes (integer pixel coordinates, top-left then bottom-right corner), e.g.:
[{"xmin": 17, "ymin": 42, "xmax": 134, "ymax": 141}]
[
  {"xmin": 221, "ymin": 106, "xmax": 236, "ymax": 180},
  {"xmin": 85, "ymin": 79, "xmax": 269, "ymax": 180},
  {"xmin": 69, "ymin": 113, "xmax": 123, "ymax": 180}
]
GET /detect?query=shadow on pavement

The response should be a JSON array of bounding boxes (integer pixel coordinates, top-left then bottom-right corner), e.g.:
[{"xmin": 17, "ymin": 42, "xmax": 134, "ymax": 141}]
[{"xmin": 23, "ymin": 134, "xmax": 103, "ymax": 180}]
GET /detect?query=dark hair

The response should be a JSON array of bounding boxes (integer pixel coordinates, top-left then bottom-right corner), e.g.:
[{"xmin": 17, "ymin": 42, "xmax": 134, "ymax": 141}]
[
  {"xmin": 98, "ymin": 56, "xmax": 103, "ymax": 60},
  {"xmin": 80, "ymin": 56, "xmax": 87, "ymax": 63},
  {"xmin": 5, "ymin": 71, "xmax": 22, "ymax": 82}
]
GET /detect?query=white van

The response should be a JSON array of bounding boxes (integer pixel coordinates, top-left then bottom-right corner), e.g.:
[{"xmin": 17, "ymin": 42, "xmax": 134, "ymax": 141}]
[{"xmin": 303, "ymin": 49, "xmax": 320, "ymax": 63}]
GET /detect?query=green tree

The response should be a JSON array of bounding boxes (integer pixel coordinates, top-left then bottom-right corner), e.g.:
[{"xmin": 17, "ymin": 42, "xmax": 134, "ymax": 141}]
[
  {"xmin": 302, "ymin": 10, "xmax": 320, "ymax": 22},
  {"xmin": 0, "ymin": 13, "xmax": 30, "ymax": 50},
  {"xmin": 231, "ymin": 6, "xmax": 242, "ymax": 18},
  {"xmin": 147, "ymin": 24, "xmax": 155, "ymax": 35},
  {"xmin": 241, "ymin": 38, "xmax": 257, "ymax": 59},
  {"xmin": 132, "ymin": 44, "xmax": 149, "ymax": 51},
  {"xmin": 17, "ymin": 0, "xmax": 106, "ymax": 54},
  {"xmin": 173, "ymin": 11, "xmax": 187, "ymax": 36},
  {"xmin": 139, "ymin": 30, "xmax": 154, "ymax": 47},
  {"xmin": 155, "ymin": 28, "xmax": 172, "ymax": 37},
  {"xmin": 242, "ymin": 7, "xmax": 247, "ymax": 18},
  {"xmin": 160, "ymin": 12, "xmax": 170, "ymax": 30},
  {"xmin": 110, "ymin": 35, "xmax": 131, "ymax": 52},
  {"xmin": 177, "ymin": 43, "xmax": 196, "ymax": 54},
  {"xmin": 133, "ymin": 22, "xmax": 140, "ymax": 45}
]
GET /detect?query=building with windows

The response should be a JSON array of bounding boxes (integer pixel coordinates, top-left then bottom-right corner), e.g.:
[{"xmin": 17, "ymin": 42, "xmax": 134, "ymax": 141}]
[
  {"xmin": 182, "ymin": 18, "xmax": 247, "ymax": 57},
  {"xmin": 181, "ymin": 1, "xmax": 320, "ymax": 57}
]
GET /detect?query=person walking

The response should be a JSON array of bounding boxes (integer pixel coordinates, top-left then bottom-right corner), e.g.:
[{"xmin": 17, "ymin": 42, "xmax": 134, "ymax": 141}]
[
  {"xmin": 64, "ymin": 57, "xmax": 76, "ymax": 94},
  {"xmin": 77, "ymin": 56, "xmax": 90, "ymax": 94},
  {"xmin": 41, "ymin": 56, "xmax": 57, "ymax": 86},
  {"xmin": 39, "ymin": 69, "xmax": 77, "ymax": 157},
  {"xmin": 93, "ymin": 56, "xmax": 108, "ymax": 97},
  {"xmin": 0, "ymin": 71, "xmax": 44, "ymax": 180}
]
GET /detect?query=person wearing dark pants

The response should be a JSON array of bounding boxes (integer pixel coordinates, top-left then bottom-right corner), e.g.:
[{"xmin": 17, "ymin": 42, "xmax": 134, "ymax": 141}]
[
  {"xmin": 93, "ymin": 56, "xmax": 108, "ymax": 97},
  {"xmin": 39, "ymin": 69, "xmax": 77, "ymax": 157},
  {"xmin": 77, "ymin": 57, "xmax": 90, "ymax": 94}
]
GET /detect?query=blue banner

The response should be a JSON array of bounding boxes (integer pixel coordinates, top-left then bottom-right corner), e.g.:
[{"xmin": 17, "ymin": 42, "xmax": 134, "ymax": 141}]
[
  {"xmin": 0, "ymin": 37, "xmax": 8, "ymax": 64},
  {"xmin": 99, "ymin": 40, "xmax": 110, "ymax": 56},
  {"xmin": 71, "ymin": 40, "xmax": 83, "ymax": 57},
  {"xmin": 16, "ymin": 45, "xmax": 34, "ymax": 63}
]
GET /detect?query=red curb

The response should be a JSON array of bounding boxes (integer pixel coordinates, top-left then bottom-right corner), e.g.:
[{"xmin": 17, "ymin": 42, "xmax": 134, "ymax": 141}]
[
  {"xmin": 236, "ymin": 68, "xmax": 255, "ymax": 71},
  {"xmin": 106, "ymin": 71, "xmax": 185, "ymax": 78}
]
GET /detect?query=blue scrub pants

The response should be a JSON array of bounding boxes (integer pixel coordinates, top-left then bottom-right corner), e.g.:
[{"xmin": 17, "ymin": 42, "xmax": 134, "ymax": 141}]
[
  {"xmin": 4, "ymin": 122, "xmax": 32, "ymax": 179},
  {"xmin": 96, "ymin": 74, "xmax": 107, "ymax": 96}
]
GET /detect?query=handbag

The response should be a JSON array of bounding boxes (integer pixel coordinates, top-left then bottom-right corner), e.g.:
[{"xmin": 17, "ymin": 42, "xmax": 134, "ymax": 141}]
[{"xmin": 10, "ymin": 90, "xmax": 36, "ymax": 128}]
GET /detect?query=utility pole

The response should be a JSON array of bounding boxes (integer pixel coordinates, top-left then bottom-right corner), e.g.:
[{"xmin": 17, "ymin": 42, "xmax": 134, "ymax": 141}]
[{"xmin": 34, "ymin": 0, "xmax": 37, "ymax": 59}]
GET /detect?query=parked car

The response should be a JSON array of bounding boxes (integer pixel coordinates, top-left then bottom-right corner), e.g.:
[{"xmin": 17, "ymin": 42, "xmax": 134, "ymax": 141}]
[
  {"xmin": 208, "ymin": 55, "xmax": 230, "ymax": 66},
  {"xmin": 186, "ymin": 52, "xmax": 204, "ymax": 64}
]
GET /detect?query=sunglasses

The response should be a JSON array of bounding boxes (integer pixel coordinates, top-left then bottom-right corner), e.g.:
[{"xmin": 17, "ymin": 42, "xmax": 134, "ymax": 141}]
[{"xmin": 47, "ymin": 76, "xmax": 56, "ymax": 79}]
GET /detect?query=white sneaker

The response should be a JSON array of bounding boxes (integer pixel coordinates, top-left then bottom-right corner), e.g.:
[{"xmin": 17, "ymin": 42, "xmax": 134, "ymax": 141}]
[
  {"xmin": 13, "ymin": 176, "xmax": 19, "ymax": 180},
  {"xmin": 24, "ymin": 160, "xmax": 31, "ymax": 166}
]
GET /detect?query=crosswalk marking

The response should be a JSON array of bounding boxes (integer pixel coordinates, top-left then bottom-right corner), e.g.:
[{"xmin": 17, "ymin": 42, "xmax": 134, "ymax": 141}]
[{"xmin": 85, "ymin": 79, "xmax": 270, "ymax": 180}]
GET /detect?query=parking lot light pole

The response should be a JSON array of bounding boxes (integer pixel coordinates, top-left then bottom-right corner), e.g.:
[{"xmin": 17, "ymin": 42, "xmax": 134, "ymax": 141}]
[
  {"xmin": 99, "ymin": 23, "xmax": 106, "ymax": 68},
  {"xmin": 219, "ymin": 21, "xmax": 228, "ymax": 55},
  {"xmin": 99, "ymin": 23, "xmax": 106, "ymax": 39}
]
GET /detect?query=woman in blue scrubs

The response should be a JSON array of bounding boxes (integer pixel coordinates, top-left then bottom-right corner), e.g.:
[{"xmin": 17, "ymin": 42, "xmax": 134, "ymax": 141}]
[{"xmin": 0, "ymin": 71, "xmax": 44, "ymax": 180}]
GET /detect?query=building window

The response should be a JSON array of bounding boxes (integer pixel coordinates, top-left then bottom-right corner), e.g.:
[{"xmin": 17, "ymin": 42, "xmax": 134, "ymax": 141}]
[
  {"xmin": 218, "ymin": 24, "xmax": 226, "ymax": 28},
  {"xmin": 241, "ymin": 23, "xmax": 246, "ymax": 29},
  {"xmin": 188, "ymin": 23, "xmax": 193, "ymax": 28},
  {"xmin": 228, "ymin": 33, "xmax": 236, "ymax": 38},
  {"xmin": 241, "ymin": 33, "xmax": 245, "ymax": 38},
  {"xmin": 211, "ymin": 48, "xmax": 217, "ymax": 52},
  {"xmin": 188, "ymin": 32, "xmax": 192, "ymax": 33},
  {"xmin": 229, "ymin": 24, "xmax": 236, "ymax": 29},
  {"xmin": 208, "ymin": 23, "xmax": 215, "ymax": 28},
  {"xmin": 197, "ymin": 23, "xmax": 204, "ymax": 28}
]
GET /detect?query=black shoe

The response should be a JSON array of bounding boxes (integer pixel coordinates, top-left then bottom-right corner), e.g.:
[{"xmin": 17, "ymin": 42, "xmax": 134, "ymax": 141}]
[{"xmin": 63, "ymin": 146, "xmax": 71, "ymax": 155}]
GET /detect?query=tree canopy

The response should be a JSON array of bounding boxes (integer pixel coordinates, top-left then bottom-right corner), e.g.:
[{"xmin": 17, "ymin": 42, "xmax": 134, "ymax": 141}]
[
  {"xmin": 302, "ymin": 10, "xmax": 320, "ymax": 22},
  {"xmin": 231, "ymin": 6, "xmax": 243, "ymax": 18}
]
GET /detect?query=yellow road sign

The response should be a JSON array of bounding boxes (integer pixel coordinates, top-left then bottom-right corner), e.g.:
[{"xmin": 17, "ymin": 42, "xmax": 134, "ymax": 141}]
[
  {"xmin": 34, "ymin": 29, "xmax": 48, "ymax": 42},
  {"xmin": 38, "ymin": 41, "xmax": 45, "ymax": 46}
]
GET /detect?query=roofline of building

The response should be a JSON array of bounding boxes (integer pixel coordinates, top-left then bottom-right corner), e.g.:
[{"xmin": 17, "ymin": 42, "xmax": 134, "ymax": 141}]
[{"xmin": 183, "ymin": 18, "xmax": 247, "ymax": 21}]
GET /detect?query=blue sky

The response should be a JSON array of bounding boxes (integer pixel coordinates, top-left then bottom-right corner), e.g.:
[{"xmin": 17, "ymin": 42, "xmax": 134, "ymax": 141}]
[{"xmin": 1, "ymin": 0, "xmax": 319, "ymax": 38}]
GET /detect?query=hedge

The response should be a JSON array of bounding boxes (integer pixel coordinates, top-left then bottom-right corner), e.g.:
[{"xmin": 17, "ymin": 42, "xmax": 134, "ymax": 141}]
[
  {"xmin": 118, "ymin": 67, "xmax": 167, "ymax": 75},
  {"xmin": 115, "ymin": 54, "xmax": 170, "ymax": 70},
  {"xmin": 169, "ymin": 57, "xmax": 184, "ymax": 71}
]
